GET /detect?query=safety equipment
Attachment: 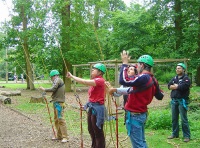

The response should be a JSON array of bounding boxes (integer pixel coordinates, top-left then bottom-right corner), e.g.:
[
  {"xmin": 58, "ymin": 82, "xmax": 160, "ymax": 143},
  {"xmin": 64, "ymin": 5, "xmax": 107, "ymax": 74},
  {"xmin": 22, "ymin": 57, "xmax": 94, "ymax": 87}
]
[
  {"xmin": 93, "ymin": 63, "xmax": 106, "ymax": 73},
  {"xmin": 50, "ymin": 70, "xmax": 59, "ymax": 77},
  {"xmin": 137, "ymin": 55, "xmax": 154, "ymax": 67},
  {"xmin": 177, "ymin": 63, "xmax": 186, "ymax": 70}
]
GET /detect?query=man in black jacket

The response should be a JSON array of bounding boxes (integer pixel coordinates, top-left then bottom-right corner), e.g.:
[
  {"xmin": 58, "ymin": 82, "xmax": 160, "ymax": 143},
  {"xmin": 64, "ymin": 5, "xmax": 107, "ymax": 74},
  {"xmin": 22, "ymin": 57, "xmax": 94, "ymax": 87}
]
[{"xmin": 167, "ymin": 63, "xmax": 191, "ymax": 142}]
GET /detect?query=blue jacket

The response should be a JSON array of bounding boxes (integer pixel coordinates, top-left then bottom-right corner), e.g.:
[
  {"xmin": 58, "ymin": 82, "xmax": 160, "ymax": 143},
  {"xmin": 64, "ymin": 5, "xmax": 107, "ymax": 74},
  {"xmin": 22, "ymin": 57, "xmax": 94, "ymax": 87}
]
[
  {"xmin": 168, "ymin": 74, "xmax": 190, "ymax": 99},
  {"xmin": 85, "ymin": 102, "xmax": 105, "ymax": 129}
]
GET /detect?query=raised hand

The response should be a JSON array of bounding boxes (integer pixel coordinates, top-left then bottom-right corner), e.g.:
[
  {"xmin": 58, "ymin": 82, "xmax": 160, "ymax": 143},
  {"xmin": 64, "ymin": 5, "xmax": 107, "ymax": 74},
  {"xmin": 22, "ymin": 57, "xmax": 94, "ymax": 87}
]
[{"xmin": 120, "ymin": 50, "xmax": 131, "ymax": 64}]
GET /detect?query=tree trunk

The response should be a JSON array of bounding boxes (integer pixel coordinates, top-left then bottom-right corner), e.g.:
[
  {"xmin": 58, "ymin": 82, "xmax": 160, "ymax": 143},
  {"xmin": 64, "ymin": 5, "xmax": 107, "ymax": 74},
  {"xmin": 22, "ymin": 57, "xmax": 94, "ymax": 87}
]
[
  {"xmin": 21, "ymin": 4, "xmax": 35, "ymax": 90},
  {"xmin": 63, "ymin": 61, "xmax": 72, "ymax": 92},
  {"xmin": 61, "ymin": 0, "xmax": 71, "ymax": 92},
  {"xmin": 198, "ymin": 4, "xmax": 200, "ymax": 53},
  {"xmin": 196, "ymin": 5, "xmax": 200, "ymax": 86},
  {"xmin": 94, "ymin": 0, "xmax": 100, "ymax": 29},
  {"xmin": 174, "ymin": 0, "xmax": 183, "ymax": 52}
]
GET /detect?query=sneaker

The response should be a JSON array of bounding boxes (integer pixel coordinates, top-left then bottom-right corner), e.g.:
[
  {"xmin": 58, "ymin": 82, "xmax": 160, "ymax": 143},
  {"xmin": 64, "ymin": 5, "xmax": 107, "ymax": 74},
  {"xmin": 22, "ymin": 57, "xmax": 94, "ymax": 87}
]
[
  {"xmin": 183, "ymin": 138, "xmax": 190, "ymax": 142},
  {"xmin": 51, "ymin": 137, "xmax": 62, "ymax": 141},
  {"xmin": 167, "ymin": 135, "xmax": 179, "ymax": 139},
  {"xmin": 61, "ymin": 138, "xmax": 69, "ymax": 143}
]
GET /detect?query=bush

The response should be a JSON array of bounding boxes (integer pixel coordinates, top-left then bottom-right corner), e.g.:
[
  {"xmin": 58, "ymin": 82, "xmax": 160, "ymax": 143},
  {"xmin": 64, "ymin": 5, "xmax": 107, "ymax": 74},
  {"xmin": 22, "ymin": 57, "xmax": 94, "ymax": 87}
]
[
  {"xmin": 155, "ymin": 71, "xmax": 175, "ymax": 84},
  {"xmin": 146, "ymin": 109, "xmax": 171, "ymax": 130}
]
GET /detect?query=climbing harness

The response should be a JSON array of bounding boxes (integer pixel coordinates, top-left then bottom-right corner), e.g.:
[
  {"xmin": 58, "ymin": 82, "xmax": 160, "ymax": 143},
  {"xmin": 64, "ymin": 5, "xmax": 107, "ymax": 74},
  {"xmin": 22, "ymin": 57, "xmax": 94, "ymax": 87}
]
[{"xmin": 171, "ymin": 98, "xmax": 188, "ymax": 110}]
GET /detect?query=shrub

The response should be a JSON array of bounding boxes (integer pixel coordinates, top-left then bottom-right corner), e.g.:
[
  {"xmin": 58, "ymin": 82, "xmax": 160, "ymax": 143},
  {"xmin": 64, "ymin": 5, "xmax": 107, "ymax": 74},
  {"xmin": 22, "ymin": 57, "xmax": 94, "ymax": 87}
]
[{"xmin": 146, "ymin": 109, "xmax": 171, "ymax": 130}]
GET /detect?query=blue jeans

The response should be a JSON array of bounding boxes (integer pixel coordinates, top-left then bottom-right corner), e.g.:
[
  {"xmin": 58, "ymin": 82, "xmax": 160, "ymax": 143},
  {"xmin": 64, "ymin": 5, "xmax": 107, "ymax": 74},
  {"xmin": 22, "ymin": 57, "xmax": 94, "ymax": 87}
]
[
  {"xmin": 171, "ymin": 99, "xmax": 190, "ymax": 138},
  {"xmin": 126, "ymin": 111, "xmax": 148, "ymax": 148}
]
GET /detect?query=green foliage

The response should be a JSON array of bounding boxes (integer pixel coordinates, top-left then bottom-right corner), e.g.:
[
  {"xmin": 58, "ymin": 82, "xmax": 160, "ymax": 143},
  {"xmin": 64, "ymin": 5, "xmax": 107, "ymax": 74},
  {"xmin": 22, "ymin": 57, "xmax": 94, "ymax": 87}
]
[
  {"xmin": 189, "ymin": 86, "xmax": 200, "ymax": 103},
  {"xmin": 155, "ymin": 70, "xmax": 175, "ymax": 84},
  {"xmin": 106, "ymin": 69, "xmax": 115, "ymax": 82},
  {"xmin": 153, "ymin": 64, "xmax": 175, "ymax": 84},
  {"xmin": 146, "ymin": 109, "xmax": 171, "ymax": 130},
  {"xmin": 0, "ymin": 0, "xmax": 200, "ymax": 89}
]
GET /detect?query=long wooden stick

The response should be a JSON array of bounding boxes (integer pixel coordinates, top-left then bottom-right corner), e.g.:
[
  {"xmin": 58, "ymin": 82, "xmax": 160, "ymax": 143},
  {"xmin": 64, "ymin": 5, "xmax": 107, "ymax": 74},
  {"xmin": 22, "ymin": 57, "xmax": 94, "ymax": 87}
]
[{"xmin": 42, "ymin": 92, "xmax": 56, "ymax": 137}]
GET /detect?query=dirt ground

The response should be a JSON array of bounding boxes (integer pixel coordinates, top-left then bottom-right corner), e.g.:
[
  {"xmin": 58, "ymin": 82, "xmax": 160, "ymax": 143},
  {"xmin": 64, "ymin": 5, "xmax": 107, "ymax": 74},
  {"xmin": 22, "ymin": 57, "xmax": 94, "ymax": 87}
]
[{"xmin": 0, "ymin": 86, "xmax": 171, "ymax": 148}]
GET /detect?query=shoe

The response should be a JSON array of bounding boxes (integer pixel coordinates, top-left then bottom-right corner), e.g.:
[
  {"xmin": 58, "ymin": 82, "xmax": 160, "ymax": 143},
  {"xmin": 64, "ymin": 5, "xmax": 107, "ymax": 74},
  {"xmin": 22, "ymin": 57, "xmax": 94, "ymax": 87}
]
[
  {"xmin": 167, "ymin": 135, "xmax": 179, "ymax": 139},
  {"xmin": 61, "ymin": 138, "xmax": 69, "ymax": 143},
  {"xmin": 51, "ymin": 137, "xmax": 62, "ymax": 141},
  {"xmin": 184, "ymin": 138, "xmax": 190, "ymax": 142}
]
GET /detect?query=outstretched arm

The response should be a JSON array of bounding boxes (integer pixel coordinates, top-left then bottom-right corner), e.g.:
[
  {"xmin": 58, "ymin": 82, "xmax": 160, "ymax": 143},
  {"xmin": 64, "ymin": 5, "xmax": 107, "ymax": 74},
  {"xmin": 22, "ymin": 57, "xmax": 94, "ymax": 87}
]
[
  {"xmin": 105, "ymin": 81, "xmax": 129, "ymax": 96},
  {"xmin": 66, "ymin": 72, "xmax": 96, "ymax": 86}
]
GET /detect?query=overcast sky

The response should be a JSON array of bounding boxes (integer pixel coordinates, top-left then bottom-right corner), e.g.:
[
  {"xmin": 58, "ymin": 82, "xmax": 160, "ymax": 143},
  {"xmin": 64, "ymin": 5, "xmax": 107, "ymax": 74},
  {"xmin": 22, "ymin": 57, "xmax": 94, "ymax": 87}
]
[{"xmin": 0, "ymin": 0, "xmax": 143, "ymax": 23}]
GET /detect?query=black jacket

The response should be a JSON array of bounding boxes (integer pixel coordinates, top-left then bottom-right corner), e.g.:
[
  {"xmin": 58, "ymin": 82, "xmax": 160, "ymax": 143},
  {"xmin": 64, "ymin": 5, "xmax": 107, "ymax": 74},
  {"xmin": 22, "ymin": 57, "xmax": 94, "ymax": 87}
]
[{"xmin": 168, "ymin": 74, "xmax": 191, "ymax": 99}]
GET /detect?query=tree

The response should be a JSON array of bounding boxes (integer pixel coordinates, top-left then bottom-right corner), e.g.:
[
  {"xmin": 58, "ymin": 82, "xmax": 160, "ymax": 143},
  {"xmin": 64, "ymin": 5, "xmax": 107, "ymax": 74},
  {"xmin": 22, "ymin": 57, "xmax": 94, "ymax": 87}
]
[
  {"xmin": 196, "ymin": 2, "xmax": 200, "ymax": 86},
  {"xmin": 1, "ymin": 0, "xmax": 49, "ymax": 89},
  {"xmin": 20, "ymin": 1, "xmax": 35, "ymax": 90},
  {"xmin": 60, "ymin": 0, "xmax": 71, "ymax": 92},
  {"xmin": 174, "ymin": 0, "xmax": 182, "ymax": 51}
]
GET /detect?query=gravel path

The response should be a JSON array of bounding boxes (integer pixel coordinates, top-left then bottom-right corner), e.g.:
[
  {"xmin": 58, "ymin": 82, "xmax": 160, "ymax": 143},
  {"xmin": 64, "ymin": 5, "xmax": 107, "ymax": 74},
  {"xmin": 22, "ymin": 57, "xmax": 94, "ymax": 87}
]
[{"xmin": 0, "ymin": 104, "xmax": 73, "ymax": 148}]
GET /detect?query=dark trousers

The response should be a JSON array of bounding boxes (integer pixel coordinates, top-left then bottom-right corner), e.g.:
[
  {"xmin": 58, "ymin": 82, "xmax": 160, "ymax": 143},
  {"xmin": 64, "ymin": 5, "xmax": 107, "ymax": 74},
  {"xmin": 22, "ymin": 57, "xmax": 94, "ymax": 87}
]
[
  {"xmin": 87, "ymin": 109, "xmax": 105, "ymax": 148},
  {"xmin": 171, "ymin": 99, "xmax": 190, "ymax": 138}
]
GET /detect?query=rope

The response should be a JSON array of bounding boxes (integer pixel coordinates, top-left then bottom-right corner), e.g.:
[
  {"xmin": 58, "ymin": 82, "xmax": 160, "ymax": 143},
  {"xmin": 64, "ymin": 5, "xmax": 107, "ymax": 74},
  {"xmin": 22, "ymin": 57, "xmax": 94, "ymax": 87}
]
[
  {"xmin": 112, "ymin": 96, "xmax": 119, "ymax": 148},
  {"xmin": 42, "ymin": 92, "xmax": 57, "ymax": 138},
  {"xmin": 84, "ymin": 1, "xmax": 120, "ymax": 146},
  {"xmin": 74, "ymin": 93, "xmax": 84, "ymax": 148}
]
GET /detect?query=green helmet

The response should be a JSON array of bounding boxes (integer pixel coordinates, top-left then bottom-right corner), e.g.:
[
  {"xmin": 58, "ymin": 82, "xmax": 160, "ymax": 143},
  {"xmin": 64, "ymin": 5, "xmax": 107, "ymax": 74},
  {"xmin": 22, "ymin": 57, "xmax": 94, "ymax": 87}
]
[
  {"xmin": 93, "ymin": 63, "xmax": 106, "ymax": 73},
  {"xmin": 50, "ymin": 70, "xmax": 59, "ymax": 77},
  {"xmin": 177, "ymin": 63, "xmax": 186, "ymax": 69},
  {"xmin": 137, "ymin": 55, "xmax": 154, "ymax": 67}
]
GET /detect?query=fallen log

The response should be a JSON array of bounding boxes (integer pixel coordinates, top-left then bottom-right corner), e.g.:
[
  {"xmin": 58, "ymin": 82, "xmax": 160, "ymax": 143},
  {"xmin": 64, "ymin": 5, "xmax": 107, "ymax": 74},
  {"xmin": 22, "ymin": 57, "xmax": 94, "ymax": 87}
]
[
  {"xmin": 30, "ymin": 96, "xmax": 45, "ymax": 103},
  {"xmin": 0, "ymin": 90, "xmax": 21, "ymax": 96},
  {"xmin": 10, "ymin": 91, "xmax": 21, "ymax": 96},
  {"xmin": 0, "ymin": 95, "xmax": 11, "ymax": 104}
]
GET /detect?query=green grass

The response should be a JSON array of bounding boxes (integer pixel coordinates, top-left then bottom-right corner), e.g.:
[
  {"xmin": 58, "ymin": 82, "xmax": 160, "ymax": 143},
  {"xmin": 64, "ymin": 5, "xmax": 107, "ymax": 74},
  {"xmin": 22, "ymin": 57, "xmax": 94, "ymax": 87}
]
[{"xmin": 0, "ymin": 81, "xmax": 52, "ymax": 89}]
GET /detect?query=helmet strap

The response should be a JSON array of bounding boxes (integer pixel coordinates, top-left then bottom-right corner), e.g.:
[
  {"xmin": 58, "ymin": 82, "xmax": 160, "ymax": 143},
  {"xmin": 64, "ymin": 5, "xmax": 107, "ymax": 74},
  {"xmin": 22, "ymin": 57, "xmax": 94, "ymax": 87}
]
[
  {"xmin": 143, "ymin": 64, "xmax": 151, "ymax": 71},
  {"xmin": 139, "ymin": 63, "xmax": 151, "ymax": 73},
  {"xmin": 96, "ymin": 70, "xmax": 103, "ymax": 76}
]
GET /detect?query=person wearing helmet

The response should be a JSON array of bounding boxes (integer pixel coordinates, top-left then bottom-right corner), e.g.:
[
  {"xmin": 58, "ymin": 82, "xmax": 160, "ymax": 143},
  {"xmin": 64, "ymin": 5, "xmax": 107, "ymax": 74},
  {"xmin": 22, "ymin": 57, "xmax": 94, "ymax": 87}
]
[
  {"xmin": 167, "ymin": 63, "xmax": 191, "ymax": 142},
  {"xmin": 66, "ymin": 63, "xmax": 106, "ymax": 148},
  {"xmin": 105, "ymin": 64, "xmax": 138, "ymax": 124},
  {"xmin": 108, "ymin": 50, "xmax": 160, "ymax": 148},
  {"xmin": 39, "ymin": 70, "xmax": 68, "ymax": 143}
]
